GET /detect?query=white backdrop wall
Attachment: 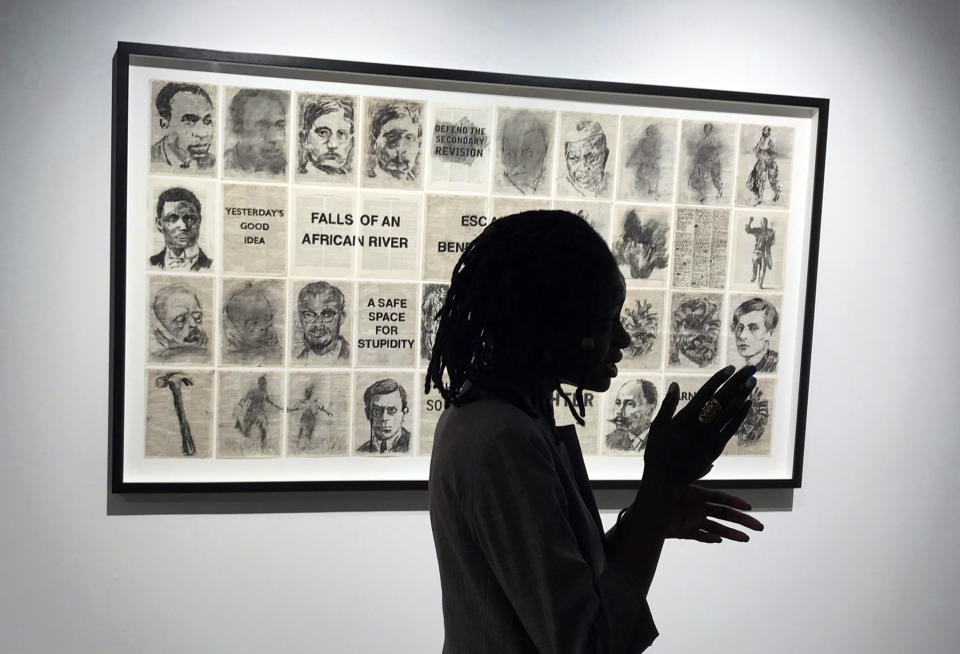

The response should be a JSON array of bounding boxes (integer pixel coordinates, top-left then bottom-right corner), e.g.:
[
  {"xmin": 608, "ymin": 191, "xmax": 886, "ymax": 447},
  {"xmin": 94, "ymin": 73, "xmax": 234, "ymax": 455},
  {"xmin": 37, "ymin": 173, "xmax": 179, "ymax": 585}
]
[{"xmin": 1, "ymin": 1, "xmax": 958, "ymax": 652}]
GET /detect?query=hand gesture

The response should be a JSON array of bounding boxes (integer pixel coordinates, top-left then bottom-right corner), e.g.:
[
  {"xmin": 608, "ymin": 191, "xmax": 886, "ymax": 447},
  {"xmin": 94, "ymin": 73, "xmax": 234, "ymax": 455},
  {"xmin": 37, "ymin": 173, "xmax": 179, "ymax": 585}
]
[
  {"xmin": 643, "ymin": 365, "xmax": 756, "ymax": 486},
  {"xmin": 666, "ymin": 486, "xmax": 764, "ymax": 543}
]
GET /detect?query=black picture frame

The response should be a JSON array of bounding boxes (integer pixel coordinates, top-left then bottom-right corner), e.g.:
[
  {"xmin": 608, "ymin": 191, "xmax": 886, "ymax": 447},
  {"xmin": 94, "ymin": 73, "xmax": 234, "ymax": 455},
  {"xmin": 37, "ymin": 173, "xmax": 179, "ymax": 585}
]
[{"xmin": 111, "ymin": 41, "xmax": 827, "ymax": 492}]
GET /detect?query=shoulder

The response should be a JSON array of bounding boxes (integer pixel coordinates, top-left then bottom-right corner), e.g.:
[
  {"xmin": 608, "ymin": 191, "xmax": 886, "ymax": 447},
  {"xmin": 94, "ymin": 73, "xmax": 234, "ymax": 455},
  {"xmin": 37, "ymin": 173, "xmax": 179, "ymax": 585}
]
[
  {"xmin": 431, "ymin": 396, "xmax": 552, "ymax": 481},
  {"xmin": 149, "ymin": 250, "xmax": 165, "ymax": 266},
  {"xmin": 195, "ymin": 249, "xmax": 212, "ymax": 269},
  {"xmin": 150, "ymin": 139, "xmax": 165, "ymax": 163}
]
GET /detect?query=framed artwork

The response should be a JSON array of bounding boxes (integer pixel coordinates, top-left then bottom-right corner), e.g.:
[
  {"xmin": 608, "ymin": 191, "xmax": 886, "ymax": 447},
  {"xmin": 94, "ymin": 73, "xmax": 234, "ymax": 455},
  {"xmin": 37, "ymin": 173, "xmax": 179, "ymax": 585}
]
[{"xmin": 111, "ymin": 42, "xmax": 828, "ymax": 491}]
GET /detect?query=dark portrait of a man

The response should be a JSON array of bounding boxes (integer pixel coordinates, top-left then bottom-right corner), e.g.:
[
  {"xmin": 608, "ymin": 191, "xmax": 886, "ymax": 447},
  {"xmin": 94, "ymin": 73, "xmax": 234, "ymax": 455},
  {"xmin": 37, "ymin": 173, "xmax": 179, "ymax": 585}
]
[
  {"xmin": 605, "ymin": 379, "xmax": 658, "ymax": 452},
  {"xmin": 295, "ymin": 281, "xmax": 350, "ymax": 363},
  {"xmin": 224, "ymin": 88, "xmax": 288, "ymax": 176},
  {"xmin": 613, "ymin": 209, "xmax": 669, "ymax": 279},
  {"xmin": 557, "ymin": 119, "xmax": 610, "ymax": 198},
  {"xmin": 298, "ymin": 96, "xmax": 355, "ymax": 177},
  {"xmin": 732, "ymin": 297, "xmax": 779, "ymax": 372},
  {"xmin": 357, "ymin": 379, "xmax": 411, "ymax": 454},
  {"xmin": 366, "ymin": 101, "xmax": 422, "ymax": 182},
  {"xmin": 500, "ymin": 110, "xmax": 549, "ymax": 195},
  {"xmin": 670, "ymin": 296, "xmax": 722, "ymax": 368},
  {"xmin": 222, "ymin": 283, "xmax": 281, "ymax": 360},
  {"xmin": 151, "ymin": 82, "xmax": 215, "ymax": 171},
  {"xmin": 149, "ymin": 187, "xmax": 212, "ymax": 271},
  {"xmin": 151, "ymin": 284, "xmax": 208, "ymax": 361}
]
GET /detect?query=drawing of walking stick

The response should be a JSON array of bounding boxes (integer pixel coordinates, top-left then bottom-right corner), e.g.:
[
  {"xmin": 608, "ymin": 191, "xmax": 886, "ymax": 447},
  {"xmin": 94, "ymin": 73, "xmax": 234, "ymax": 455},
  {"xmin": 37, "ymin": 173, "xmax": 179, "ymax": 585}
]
[{"xmin": 156, "ymin": 371, "xmax": 196, "ymax": 456}]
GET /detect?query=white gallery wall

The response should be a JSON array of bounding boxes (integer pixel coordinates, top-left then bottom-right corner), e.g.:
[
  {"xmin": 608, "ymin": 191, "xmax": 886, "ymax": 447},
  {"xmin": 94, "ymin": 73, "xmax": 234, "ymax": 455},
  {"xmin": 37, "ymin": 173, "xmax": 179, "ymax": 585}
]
[{"xmin": 1, "ymin": 0, "xmax": 958, "ymax": 652}]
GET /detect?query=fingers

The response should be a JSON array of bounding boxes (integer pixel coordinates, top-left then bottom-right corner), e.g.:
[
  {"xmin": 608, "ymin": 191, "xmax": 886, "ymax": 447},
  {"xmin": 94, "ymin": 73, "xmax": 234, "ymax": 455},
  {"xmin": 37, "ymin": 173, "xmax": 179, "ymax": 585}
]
[
  {"xmin": 697, "ymin": 487, "xmax": 751, "ymax": 511},
  {"xmin": 712, "ymin": 400, "xmax": 752, "ymax": 452},
  {"xmin": 693, "ymin": 530, "xmax": 723, "ymax": 544},
  {"xmin": 652, "ymin": 381, "xmax": 680, "ymax": 427},
  {"xmin": 703, "ymin": 519, "xmax": 751, "ymax": 542},
  {"xmin": 712, "ymin": 366, "xmax": 757, "ymax": 425},
  {"xmin": 689, "ymin": 365, "xmax": 736, "ymax": 410},
  {"xmin": 705, "ymin": 504, "xmax": 765, "ymax": 532}
]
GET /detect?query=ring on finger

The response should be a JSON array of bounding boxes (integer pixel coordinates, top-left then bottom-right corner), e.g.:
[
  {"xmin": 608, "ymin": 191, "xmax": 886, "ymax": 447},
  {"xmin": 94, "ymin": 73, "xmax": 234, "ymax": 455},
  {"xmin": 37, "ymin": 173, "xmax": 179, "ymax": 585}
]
[{"xmin": 698, "ymin": 398, "xmax": 723, "ymax": 424}]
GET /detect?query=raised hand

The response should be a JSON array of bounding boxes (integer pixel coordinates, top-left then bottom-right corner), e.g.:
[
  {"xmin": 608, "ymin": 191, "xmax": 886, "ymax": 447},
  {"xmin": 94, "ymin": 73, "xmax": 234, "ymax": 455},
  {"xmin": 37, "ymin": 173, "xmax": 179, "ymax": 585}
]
[{"xmin": 643, "ymin": 365, "xmax": 757, "ymax": 487}]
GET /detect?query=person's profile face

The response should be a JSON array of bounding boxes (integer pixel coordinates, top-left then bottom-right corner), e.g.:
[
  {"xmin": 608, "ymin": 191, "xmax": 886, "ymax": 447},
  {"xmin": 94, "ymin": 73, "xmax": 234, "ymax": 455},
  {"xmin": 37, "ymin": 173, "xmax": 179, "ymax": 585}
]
[
  {"xmin": 503, "ymin": 128, "xmax": 547, "ymax": 189},
  {"xmin": 762, "ymin": 217, "xmax": 769, "ymax": 227},
  {"xmin": 239, "ymin": 96, "xmax": 286, "ymax": 166},
  {"xmin": 376, "ymin": 114, "xmax": 419, "ymax": 178},
  {"xmin": 305, "ymin": 107, "xmax": 353, "ymax": 173},
  {"xmin": 165, "ymin": 91, "xmax": 213, "ymax": 160},
  {"xmin": 299, "ymin": 291, "xmax": 344, "ymax": 350},
  {"xmin": 560, "ymin": 274, "xmax": 630, "ymax": 393},
  {"xmin": 762, "ymin": 126, "xmax": 771, "ymax": 138},
  {"xmin": 734, "ymin": 309, "xmax": 771, "ymax": 358},
  {"xmin": 368, "ymin": 389, "xmax": 404, "ymax": 440},
  {"xmin": 160, "ymin": 290, "xmax": 204, "ymax": 345},
  {"xmin": 157, "ymin": 200, "xmax": 200, "ymax": 251},
  {"xmin": 612, "ymin": 383, "xmax": 652, "ymax": 435},
  {"xmin": 564, "ymin": 135, "xmax": 607, "ymax": 189}
]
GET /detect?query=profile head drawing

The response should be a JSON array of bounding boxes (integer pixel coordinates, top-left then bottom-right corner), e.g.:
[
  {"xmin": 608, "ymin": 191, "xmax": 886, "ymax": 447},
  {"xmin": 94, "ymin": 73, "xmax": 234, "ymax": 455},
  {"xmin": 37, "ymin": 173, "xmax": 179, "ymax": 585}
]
[
  {"xmin": 227, "ymin": 88, "xmax": 288, "ymax": 175},
  {"xmin": 613, "ymin": 209, "xmax": 669, "ymax": 279},
  {"xmin": 606, "ymin": 379, "xmax": 657, "ymax": 450},
  {"xmin": 671, "ymin": 296, "xmax": 721, "ymax": 367},
  {"xmin": 561, "ymin": 119, "xmax": 609, "ymax": 196},
  {"xmin": 420, "ymin": 285, "xmax": 448, "ymax": 362},
  {"xmin": 761, "ymin": 125, "xmax": 772, "ymax": 138},
  {"xmin": 360, "ymin": 379, "xmax": 410, "ymax": 453},
  {"xmin": 732, "ymin": 297, "xmax": 779, "ymax": 372},
  {"xmin": 500, "ymin": 110, "xmax": 549, "ymax": 194},
  {"xmin": 153, "ymin": 82, "xmax": 215, "ymax": 170},
  {"xmin": 366, "ymin": 101, "xmax": 422, "ymax": 181},
  {"xmin": 703, "ymin": 122, "xmax": 714, "ymax": 136},
  {"xmin": 223, "ymin": 283, "xmax": 279, "ymax": 353},
  {"xmin": 296, "ymin": 281, "xmax": 347, "ymax": 358},
  {"xmin": 298, "ymin": 96, "xmax": 354, "ymax": 176},
  {"xmin": 425, "ymin": 210, "xmax": 631, "ymax": 427},
  {"xmin": 152, "ymin": 283, "xmax": 207, "ymax": 358}
]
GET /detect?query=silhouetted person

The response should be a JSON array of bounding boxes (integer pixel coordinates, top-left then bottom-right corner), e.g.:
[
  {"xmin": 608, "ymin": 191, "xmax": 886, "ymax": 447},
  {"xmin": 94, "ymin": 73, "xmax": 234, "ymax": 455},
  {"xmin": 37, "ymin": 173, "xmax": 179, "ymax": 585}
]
[{"xmin": 427, "ymin": 210, "xmax": 763, "ymax": 653}]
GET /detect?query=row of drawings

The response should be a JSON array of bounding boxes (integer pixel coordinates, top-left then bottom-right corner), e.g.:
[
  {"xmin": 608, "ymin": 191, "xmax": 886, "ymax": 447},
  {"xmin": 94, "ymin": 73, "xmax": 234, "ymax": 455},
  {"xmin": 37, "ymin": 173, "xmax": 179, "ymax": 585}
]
[
  {"xmin": 147, "ymin": 277, "xmax": 447, "ymax": 369},
  {"xmin": 147, "ymin": 176, "xmax": 787, "ymax": 290},
  {"xmin": 149, "ymin": 79, "xmax": 794, "ymax": 206},
  {"xmin": 147, "ymin": 368, "xmax": 775, "ymax": 459},
  {"xmin": 149, "ymin": 272, "xmax": 782, "ymax": 373}
]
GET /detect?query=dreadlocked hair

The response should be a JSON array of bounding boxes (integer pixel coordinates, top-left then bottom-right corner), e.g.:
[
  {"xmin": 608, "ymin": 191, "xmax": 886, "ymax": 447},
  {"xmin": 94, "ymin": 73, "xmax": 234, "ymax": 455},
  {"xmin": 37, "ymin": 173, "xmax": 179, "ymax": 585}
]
[{"xmin": 425, "ymin": 210, "xmax": 620, "ymax": 426}]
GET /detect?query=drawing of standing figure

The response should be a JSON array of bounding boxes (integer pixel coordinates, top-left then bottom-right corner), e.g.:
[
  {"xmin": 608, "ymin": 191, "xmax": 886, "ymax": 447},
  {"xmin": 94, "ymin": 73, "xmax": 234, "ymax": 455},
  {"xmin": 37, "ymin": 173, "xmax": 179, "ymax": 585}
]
[
  {"xmin": 688, "ymin": 122, "xmax": 724, "ymax": 202},
  {"xmin": 626, "ymin": 124, "xmax": 663, "ymax": 199},
  {"xmin": 745, "ymin": 216, "xmax": 776, "ymax": 288},
  {"xmin": 288, "ymin": 383, "xmax": 333, "ymax": 446},
  {"xmin": 233, "ymin": 375, "xmax": 283, "ymax": 452},
  {"xmin": 746, "ymin": 126, "xmax": 781, "ymax": 204}
]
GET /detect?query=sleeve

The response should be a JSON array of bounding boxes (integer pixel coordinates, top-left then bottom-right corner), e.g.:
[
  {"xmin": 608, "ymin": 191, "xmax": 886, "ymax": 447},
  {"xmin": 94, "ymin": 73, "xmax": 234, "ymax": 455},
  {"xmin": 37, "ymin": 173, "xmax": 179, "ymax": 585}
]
[{"xmin": 466, "ymin": 426, "xmax": 658, "ymax": 654}]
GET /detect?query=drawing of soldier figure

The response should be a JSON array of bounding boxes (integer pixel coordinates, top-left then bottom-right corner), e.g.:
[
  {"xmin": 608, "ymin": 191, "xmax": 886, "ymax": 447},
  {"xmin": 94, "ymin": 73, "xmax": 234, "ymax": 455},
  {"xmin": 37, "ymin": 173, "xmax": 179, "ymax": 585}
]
[
  {"xmin": 745, "ymin": 216, "xmax": 776, "ymax": 288},
  {"xmin": 745, "ymin": 126, "xmax": 781, "ymax": 204},
  {"xmin": 688, "ymin": 122, "xmax": 724, "ymax": 202}
]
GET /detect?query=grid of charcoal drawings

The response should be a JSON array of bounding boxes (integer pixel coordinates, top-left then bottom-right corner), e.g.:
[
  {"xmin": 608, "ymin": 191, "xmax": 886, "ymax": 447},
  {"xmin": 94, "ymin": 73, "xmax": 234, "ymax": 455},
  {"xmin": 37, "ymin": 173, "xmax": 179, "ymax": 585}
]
[{"xmin": 140, "ymin": 78, "xmax": 794, "ymax": 465}]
